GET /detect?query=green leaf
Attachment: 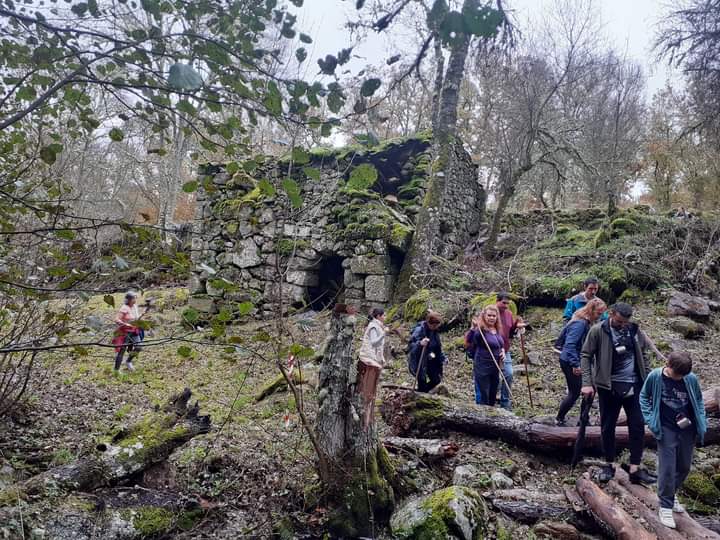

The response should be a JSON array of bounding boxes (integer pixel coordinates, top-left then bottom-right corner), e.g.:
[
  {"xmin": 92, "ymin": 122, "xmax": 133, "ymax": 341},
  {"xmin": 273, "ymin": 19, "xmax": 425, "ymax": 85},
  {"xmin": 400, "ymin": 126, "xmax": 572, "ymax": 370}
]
[
  {"xmin": 182, "ymin": 181, "xmax": 199, "ymax": 193},
  {"xmin": 291, "ymin": 147, "xmax": 309, "ymax": 165},
  {"xmin": 258, "ymin": 178, "xmax": 276, "ymax": 197},
  {"xmin": 295, "ymin": 47, "xmax": 307, "ymax": 63},
  {"xmin": 303, "ymin": 166, "xmax": 320, "ymax": 181},
  {"xmin": 182, "ymin": 307, "xmax": 199, "ymax": 323},
  {"xmin": 103, "ymin": 294, "xmax": 115, "ymax": 307},
  {"xmin": 299, "ymin": 33, "xmax": 312, "ymax": 44},
  {"xmin": 71, "ymin": 2, "xmax": 88, "ymax": 16},
  {"xmin": 54, "ymin": 229, "xmax": 76, "ymax": 240},
  {"xmin": 337, "ymin": 47, "xmax": 353, "ymax": 65},
  {"xmin": 317, "ymin": 54, "xmax": 338, "ymax": 75},
  {"xmin": 39, "ymin": 145, "xmax": 58, "ymax": 164},
  {"xmin": 168, "ymin": 63, "xmax": 203, "ymax": 91},
  {"xmin": 356, "ymin": 0, "xmax": 366, "ymax": 8},
  {"xmin": 427, "ymin": 0, "xmax": 449, "ymax": 31},
  {"xmin": 263, "ymin": 81, "xmax": 282, "ymax": 116},
  {"xmin": 327, "ymin": 87, "xmax": 345, "ymax": 114},
  {"xmin": 347, "ymin": 163, "xmax": 378, "ymax": 190},
  {"xmin": 360, "ymin": 78, "xmax": 381, "ymax": 97},
  {"xmin": 108, "ymin": 128, "xmax": 124, "ymax": 142},
  {"xmin": 237, "ymin": 301, "xmax": 254, "ymax": 316},
  {"xmin": 281, "ymin": 178, "xmax": 302, "ymax": 208},
  {"xmin": 177, "ymin": 345, "xmax": 192, "ymax": 358}
]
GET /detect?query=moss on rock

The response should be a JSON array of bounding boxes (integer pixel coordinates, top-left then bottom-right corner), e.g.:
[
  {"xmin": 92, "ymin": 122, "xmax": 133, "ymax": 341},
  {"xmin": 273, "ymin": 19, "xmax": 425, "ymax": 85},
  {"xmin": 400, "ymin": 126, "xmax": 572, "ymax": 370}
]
[
  {"xmin": 404, "ymin": 289, "xmax": 431, "ymax": 322},
  {"xmin": 682, "ymin": 472, "xmax": 720, "ymax": 505},
  {"xmin": 132, "ymin": 507, "xmax": 174, "ymax": 536},
  {"xmin": 470, "ymin": 292, "xmax": 518, "ymax": 316},
  {"xmin": 610, "ymin": 217, "xmax": 638, "ymax": 237}
]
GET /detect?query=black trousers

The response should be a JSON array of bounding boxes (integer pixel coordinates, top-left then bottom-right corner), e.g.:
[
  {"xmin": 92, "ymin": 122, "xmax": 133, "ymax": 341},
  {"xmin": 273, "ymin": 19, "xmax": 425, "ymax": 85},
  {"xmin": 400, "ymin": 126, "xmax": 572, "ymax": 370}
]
[
  {"xmin": 557, "ymin": 362, "xmax": 582, "ymax": 421},
  {"xmin": 598, "ymin": 385, "xmax": 645, "ymax": 465},
  {"xmin": 418, "ymin": 361, "xmax": 443, "ymax": 392},
  {"xmin": 114, "ymin": 333, "xmax": 142, "ymax": 370}
]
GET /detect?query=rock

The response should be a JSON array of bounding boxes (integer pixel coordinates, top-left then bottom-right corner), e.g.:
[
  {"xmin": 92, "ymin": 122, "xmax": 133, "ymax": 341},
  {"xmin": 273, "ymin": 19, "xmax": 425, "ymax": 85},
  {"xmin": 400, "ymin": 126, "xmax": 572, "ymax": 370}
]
[
  {"xmin": 490, "ymin": 471, "xmax": 514, "ymax": 490},
  {"xmin": 286, "ymin": 270, "xmax": 319, "ymax": 287},
  {"xmin": 452, "ymin": 465, "xmax": 481, "ymax": 488},
  {"xmin": 350, "ymin": 254, "xmax": 389, "ymax": 275},
  {"xmin": 527, "ymin": 352, "xmax": 542, "ymax": 366},
  {"xmin": 668, "ymin": 290, "xmax": 711, "ymax": 320},
  {"xmin": 364, "ymin": 275, "xmax": 394, "ymax": 302},
  {"xmin": 188, "ymin": 295, "xmax": 217, "ymax": 314},
  {"xmin": 230, "ymin": 239, "xmax": 262, "ymax": 268},
  {"xmin": 205, "ymin": 280, "xmax": 226, "ymax": 298},
  {"xmin": 669, "ymin": 316, "xmax": 706, "ymax": 339},
  {"xmin": 283, "ymin": 224, "xmax": 311, "ymax": 238},
  {"xmin": 189, "ymin": 274, "xmax": 206, "ymax": 295},
  {"xmin": 344, "ymin": 270, "xmax": 364, "ymax": 289},
  {"xmin": 390, "ymin": 486, "xmax": 487, "ymax": 540}
]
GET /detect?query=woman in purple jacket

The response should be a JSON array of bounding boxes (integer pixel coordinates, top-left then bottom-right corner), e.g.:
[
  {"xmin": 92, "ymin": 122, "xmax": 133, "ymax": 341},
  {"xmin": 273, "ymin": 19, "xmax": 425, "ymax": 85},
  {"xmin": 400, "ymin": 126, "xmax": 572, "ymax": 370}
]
[
  {"xmin": 470, "ymin": 305, "xmax": 506, "ymax": 406},
  {"xmin": 555, "ymin": 297, "xmax": 607, "ymax": 425}
]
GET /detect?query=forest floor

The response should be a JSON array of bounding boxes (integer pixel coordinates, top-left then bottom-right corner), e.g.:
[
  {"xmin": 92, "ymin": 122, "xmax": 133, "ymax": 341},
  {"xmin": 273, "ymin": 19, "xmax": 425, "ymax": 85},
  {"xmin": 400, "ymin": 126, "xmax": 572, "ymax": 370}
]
[{"xmin": 2, "ymin": 280, "xmax": 720, "ymax": 538}]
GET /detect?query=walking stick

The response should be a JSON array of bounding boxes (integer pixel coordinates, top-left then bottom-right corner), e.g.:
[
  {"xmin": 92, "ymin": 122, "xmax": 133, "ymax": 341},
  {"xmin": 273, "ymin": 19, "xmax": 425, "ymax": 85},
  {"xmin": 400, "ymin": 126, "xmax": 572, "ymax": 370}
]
[
  {"xmin": 519, "ymin": 332, "xmax": 534, "ymax": 408},
  {"xmin": 414, "ymin": 343, "xmax": 428, "ymax": 391},
  {"xmin": 477, "ymin": 330, "xmax": 513, "ymax": 403}
]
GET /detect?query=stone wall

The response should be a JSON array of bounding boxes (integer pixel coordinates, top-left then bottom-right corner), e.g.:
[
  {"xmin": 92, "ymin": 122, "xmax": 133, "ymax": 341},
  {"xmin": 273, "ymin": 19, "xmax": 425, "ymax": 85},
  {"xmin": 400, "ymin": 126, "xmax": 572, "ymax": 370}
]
[{"xmin": 188, "ymin": 133, "xmax": 483, "ymax": 317}]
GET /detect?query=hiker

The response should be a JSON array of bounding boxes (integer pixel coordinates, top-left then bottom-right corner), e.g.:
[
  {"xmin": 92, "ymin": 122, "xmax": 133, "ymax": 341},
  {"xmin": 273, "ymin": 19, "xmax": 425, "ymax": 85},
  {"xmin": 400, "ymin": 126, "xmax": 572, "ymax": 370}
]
[
  {"xmin": 580, "ymin": 302, "xmax": 656, "ymax": 484},
  {"xmin": 563, "ymin": 277, "xmax": 601, "ymax": 323},
  {"xmin": 555, "ymin": 297, "xmax": 607, "ymax": 426},
  {"xmin": 359, "ymin": 308, "xmax": 388, "ymax": 369},
  {"xmin": 496, "ymin": 292, "xmax": 525, "ymax": 409},
  {"xmin": 407, "ymin": 311, "xmax": 446, "ymax": 393},
  {"xmin": 113, "ymin": 291, "xmax": 144, "ymax": 372},
  {"xmin": 357, "ymin": 308, "xmax": 389, "ymax": 428},
  {"xmin": 469, "ymin": 305, "xmax": 505, "ymax": 406},
  {"xmin": 640, "ymin": 351, "xmax": 707, "ymax": 529}
]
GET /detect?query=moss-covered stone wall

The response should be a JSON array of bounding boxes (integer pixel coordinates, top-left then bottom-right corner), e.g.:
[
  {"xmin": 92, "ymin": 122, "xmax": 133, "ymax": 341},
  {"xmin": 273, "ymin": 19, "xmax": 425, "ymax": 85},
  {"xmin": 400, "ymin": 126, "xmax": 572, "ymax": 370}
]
[{"xmin": 189, "ymin": 134, "xmax": 447, "ymax": 316}]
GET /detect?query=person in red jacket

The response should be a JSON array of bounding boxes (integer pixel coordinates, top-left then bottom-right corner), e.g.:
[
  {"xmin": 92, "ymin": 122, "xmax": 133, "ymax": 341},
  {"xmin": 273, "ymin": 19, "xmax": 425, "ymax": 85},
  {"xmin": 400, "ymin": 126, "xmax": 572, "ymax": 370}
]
[{"xmin": 495, "ymin": 292, "xmax": 525, "ymax": 409}]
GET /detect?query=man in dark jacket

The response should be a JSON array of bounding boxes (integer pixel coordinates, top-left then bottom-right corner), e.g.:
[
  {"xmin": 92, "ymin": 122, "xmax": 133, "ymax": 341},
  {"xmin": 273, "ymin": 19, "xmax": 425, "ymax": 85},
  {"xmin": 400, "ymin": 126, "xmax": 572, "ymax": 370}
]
[
  {"xmin": 580, "ymin": 302, "xmax": 656, "ymax": 484},
  {"xmin": 408, "ymin": 311, "xmax": 446, "ymax": 392}
]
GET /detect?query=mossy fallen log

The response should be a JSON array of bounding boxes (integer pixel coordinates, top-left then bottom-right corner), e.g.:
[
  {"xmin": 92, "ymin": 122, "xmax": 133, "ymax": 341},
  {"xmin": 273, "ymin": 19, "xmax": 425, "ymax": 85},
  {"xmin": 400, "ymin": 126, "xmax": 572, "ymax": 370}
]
[
  {"xmin": 0, "ymin": 388, "xmax": 210, "ymax": 503},
  {"xmin": 380, "ymin": 389, "xmax": 720, "ymax": 456}
]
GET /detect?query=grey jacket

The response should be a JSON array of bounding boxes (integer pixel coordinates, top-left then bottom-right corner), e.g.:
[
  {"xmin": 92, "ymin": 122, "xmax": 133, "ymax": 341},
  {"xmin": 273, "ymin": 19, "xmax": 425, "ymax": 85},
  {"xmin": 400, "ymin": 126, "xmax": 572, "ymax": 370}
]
[{"xmin": 580, "ymin": 320, "xmax": 651, "ymax": 390}]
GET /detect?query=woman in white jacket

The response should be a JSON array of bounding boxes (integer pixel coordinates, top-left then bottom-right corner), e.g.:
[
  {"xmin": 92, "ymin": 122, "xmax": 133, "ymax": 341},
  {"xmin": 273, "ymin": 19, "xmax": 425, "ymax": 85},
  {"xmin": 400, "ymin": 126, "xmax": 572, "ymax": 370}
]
[{"xmin": 359, "ymin": 308, "xmax": 388, "ymax": 368}]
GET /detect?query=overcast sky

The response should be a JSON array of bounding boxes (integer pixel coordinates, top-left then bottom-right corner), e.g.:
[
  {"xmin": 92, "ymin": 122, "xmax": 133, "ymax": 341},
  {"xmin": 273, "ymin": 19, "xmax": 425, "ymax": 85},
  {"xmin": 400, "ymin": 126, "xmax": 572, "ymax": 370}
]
[{"xmin": 298, "ymin": 0, "xmax": 678, "ymax": 97}]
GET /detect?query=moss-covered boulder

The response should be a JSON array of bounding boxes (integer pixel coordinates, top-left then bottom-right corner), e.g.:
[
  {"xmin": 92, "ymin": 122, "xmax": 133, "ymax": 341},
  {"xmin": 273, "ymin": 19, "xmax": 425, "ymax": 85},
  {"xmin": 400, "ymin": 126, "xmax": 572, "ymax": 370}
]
[
  {"xmin": 390, "ymin": 486, "xmax": 487, "ymax": 540},
  {"xmin": 670, "ymin": 317, "xmax": 706, "ymax": 339},
  {"xmin": 610, "ymin": 217, "xmax": 638, "ymax": 237},
  {"xmin": 404, "ymin": 289, "xmax": 431, "ymax": 322},
  {"xmin": 682, "ymin": 472, "xmax": 720, "ymax": 505}
]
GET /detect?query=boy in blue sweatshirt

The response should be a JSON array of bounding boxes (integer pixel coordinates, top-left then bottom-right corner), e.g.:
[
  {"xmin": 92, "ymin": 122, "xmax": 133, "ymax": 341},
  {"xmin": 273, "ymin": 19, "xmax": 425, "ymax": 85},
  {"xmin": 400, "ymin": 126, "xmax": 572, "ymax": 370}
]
[{"xmin": 640, "ymin": 351, "xmax": 707, "ymax": 530}]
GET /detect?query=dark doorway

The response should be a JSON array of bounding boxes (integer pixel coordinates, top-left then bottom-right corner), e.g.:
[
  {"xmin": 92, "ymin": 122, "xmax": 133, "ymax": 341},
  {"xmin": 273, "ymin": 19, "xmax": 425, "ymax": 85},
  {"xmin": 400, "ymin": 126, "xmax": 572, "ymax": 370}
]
[{"xmin": 308, "ymin": 256, "xmax": 345, "ymax": 310}]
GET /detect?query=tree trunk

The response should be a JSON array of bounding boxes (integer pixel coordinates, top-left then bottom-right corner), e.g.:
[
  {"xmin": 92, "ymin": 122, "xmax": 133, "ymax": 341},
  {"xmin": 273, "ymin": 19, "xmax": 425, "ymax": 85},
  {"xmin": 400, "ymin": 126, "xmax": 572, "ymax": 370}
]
[
  {"xmin": 383, "ymin": 436, "xmax": 459, "ymax": 462},
  {"xmin": 483, "ymin": 165, "xmax": 515, "ymax": 254},
  {"xmin": 435, "ymin": 25, "xmax": 470, "ymax": 143},
  {"xmin": 380, "ymin": 389, "xmax": 720, "ymax": 455},
  {"xmin": 315, "ymin": 308, "xmax": 395, "ymax": 538}
]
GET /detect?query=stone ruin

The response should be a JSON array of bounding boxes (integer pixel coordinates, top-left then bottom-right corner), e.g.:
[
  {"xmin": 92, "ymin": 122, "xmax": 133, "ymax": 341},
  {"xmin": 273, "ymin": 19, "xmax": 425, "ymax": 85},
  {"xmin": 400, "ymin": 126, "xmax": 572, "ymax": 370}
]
[{"xmin": 188, "ymin": 133, "xmax": 484, "ymax": 317}]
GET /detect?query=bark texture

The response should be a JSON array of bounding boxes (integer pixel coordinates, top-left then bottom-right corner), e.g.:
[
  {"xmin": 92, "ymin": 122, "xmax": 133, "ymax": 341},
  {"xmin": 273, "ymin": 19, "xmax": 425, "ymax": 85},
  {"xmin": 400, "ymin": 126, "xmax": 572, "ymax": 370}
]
[{"xmin": 315, "ymin": 309, "xmax": 394, "ymax": 538}]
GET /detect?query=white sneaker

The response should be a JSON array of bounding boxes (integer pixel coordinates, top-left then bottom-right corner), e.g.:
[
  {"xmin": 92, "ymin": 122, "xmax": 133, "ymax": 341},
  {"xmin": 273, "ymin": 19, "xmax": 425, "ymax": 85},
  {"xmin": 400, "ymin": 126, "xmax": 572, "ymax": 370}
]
[
  {"xmin": 126, "ymin": 362, "xmax": 135, "ymax": 372},
  {"xmin": 659, "ymin": 508, "xmax": 676, "ymax": 529},
  {"xmin": 673, "ymin": 496, "xmax": 685, "ymax": 513}
]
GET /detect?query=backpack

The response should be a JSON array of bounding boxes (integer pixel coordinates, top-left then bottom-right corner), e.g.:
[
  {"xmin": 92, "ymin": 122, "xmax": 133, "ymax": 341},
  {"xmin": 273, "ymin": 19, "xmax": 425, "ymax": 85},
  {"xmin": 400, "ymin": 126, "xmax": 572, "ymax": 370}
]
[
  {"xmin": 464, "ymin": 329, "xmax": 477, "ymax": 358},
  {"xmin": 404, "ymin": 322, "xmax": 425, "ymax": 354},
  {"xmin": 553, "ymin": 324, "xmax": 569, "ymax": 354}
]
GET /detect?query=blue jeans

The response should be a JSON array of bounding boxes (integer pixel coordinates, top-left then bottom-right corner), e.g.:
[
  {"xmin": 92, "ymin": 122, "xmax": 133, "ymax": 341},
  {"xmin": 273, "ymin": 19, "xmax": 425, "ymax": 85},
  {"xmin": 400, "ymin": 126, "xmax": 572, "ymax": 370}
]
[
  {"xmin": 474, "ymin": 365, "xmax": 499, "ymax": 406},
  {"xmin": 499, "ymin": 351, "xmax": 513, "ymax": 409}
]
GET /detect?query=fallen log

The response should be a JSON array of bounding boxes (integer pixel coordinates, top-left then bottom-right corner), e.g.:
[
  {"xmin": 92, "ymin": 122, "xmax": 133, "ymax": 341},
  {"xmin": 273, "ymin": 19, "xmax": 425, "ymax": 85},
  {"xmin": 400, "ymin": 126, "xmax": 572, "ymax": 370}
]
[
  {"xmin": 383, "ymin": 436, "xmax": 459, "ymax": 462},
  {"xmin": 614, "ymin": 468, "xmax": 720, "ymax": 540},
  {"xmin": 607, "ymin": 478, "xmax": 685, "ymax": 540},
  {"xmin": 381, "ymin": 389, "xmax": 720, "ymax": 456},
  {"xmin": 486, "ymin": 488, "xmax": 598, "ymax": 532},
  {"xmin": 0, "ymin": 388, "xmax": 210, "ymax": 503},
  {"xmin": 575, "ymin": 474, "xmax": 655, "ymax": 540}
]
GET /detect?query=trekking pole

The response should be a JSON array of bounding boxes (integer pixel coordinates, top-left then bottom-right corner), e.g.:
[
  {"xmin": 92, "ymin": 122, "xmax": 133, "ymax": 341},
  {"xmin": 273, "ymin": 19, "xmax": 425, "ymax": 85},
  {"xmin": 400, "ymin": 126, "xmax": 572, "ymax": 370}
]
[
  {"xmin": 519, "ymin": 332, "xmax": 534, "ymax": 409},
  {"xmin": 477, "ymin": 330, "xmax": 513, "ymax": 403},
  {"xmin": 414, "ymin": 344, "xmax": 428, "ymax": 391}
]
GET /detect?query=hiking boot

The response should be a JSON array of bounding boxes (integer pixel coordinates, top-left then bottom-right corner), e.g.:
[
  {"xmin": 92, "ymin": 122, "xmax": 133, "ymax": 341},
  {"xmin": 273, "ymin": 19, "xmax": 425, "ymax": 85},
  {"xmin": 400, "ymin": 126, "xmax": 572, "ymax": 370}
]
[
  {"xmin": 629, "ymin": 468, "xmax": 657, "ymax": 485},
  {"xmin": 126, "ymin": 361, "xmax": 135, "ymax": 372},
  {"xmin": 673, "ymin": 496, "xmax": 685, "ymax": 513},
  {"xmin": 554, "ymin": 418, "xmax": 567, "ymax": 427},
  {"xmin": 598, "ymin": 464, "xmax": 615, "ymax": 483},
  {"xmin": 659, "ymin": 508, "xmax": 676, "ymax": 529},
  {"xmin": 620, "ymin": 463, "xmax": 657, "ymax": 485}
]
